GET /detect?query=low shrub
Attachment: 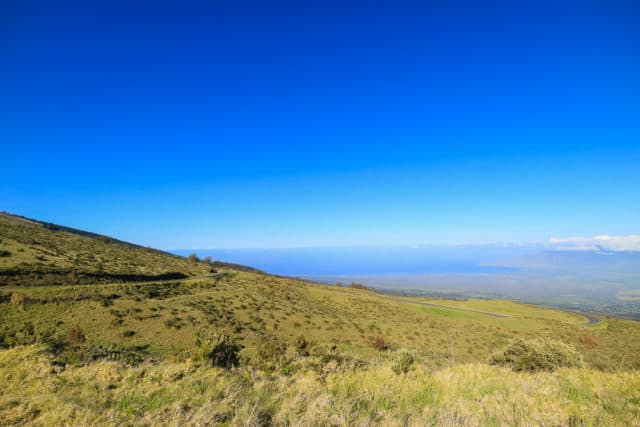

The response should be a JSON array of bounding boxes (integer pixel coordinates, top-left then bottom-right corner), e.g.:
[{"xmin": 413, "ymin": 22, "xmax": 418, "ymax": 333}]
[
  {"xmin": 392, "ymin": 349, "xmax": 415, "ymax": 374},
  {"xmin": 193, "ymin": 331, "xmax": 242, "ymax": 368},
  {"xmin": 295, "ymin": 334, "xmax": 310, "ymax": 356},
  {"xmin": 490, "ymin": 338, "xmax": 583, "ymax": 372}
]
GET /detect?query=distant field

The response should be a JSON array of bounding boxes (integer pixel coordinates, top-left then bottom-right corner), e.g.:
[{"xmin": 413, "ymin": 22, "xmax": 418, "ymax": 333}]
[{"xmin": 404, "ymin": 297, "xmax": 589, "ymax": 323}]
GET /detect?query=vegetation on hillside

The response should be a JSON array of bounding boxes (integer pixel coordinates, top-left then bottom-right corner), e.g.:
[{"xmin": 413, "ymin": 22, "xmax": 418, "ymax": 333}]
[
  {"xmin": 1, "ymin": 214, "xmax": 640, "ymax": 425},
  {"xmin": 2, "ymin": 344, "xmax": 639, "ymax": 426},
  {"xmin": 2, "ymin": 272, "xmax": 640, "ymax": 373},
  {"xmin": 0, "ymin": 212, "xmax": 241, "ymax": 286}
]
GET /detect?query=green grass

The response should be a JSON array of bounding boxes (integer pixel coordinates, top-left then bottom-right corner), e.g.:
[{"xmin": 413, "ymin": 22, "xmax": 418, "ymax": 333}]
[{"xmin": 408, "ymin": 296, "xmax": 588, "ymax": 323}]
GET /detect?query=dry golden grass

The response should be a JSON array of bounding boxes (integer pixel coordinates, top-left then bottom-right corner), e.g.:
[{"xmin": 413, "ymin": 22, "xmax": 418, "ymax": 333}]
[{"xmin": 1, "ymin": 345, "xmax": 639, "ymax": 426}]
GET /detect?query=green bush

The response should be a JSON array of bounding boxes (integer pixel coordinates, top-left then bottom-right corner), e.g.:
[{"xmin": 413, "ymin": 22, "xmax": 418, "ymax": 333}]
[
  {"xmin": 490, "ymin": 338, "xmax": 583, "ymax": 372},
  {"xmin": 193, "ymin": 331, "xmax": 242, "ymax": 368},
  {"xmin": 392, "ymin": 348, "xmax": 415, "ymax": 374}
]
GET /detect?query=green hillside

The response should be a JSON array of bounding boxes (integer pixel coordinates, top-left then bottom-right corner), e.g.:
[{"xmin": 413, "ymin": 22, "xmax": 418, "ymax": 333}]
[
  {"xmin": 0, "ymin": 212, "xmax": 216, "ymax": 285},
  {"xmin": 1, "ymin": 214, "xmax": 639, "ymax": 425}
]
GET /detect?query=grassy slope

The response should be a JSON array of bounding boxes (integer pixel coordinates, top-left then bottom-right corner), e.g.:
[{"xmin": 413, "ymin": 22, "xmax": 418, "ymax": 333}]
[
  {"xmin": 1, "ymin": 214, "xmax": 640, "ymax": 424},
  {"xmin": 2, "ymin": 345, "xmax": 639, "ymax": 426},
  {"xmin": 2, "ymin": 272, "xmax": 639, "ymax": 370},
  {"xmin": 0, "ymin": 212, "xmax": 213, "ymax": 285}
]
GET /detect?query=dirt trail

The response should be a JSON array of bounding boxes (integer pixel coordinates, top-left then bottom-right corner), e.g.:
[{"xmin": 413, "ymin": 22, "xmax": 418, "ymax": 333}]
[
  {"xmin": 391, "ymin": 296, "xmax": 603, "ymax": 325},
  {"xmin": 578, "ymin": 313, "xmax": 602, "ymax": 326}
]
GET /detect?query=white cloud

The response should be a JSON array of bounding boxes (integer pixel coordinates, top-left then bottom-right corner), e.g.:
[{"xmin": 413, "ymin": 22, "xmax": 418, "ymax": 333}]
[{"xmin": 546, "ymin": 235, "xmax": 640, "ymax": 252}]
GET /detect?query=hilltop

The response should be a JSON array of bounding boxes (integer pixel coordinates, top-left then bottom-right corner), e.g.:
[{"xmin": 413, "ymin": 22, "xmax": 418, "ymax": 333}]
[{"xmin": 1, "ymin": 214, "xmax": 639, "ymax": 425}]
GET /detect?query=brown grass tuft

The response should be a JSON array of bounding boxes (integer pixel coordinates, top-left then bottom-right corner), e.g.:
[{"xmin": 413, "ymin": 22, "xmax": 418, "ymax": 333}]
[{"xmin": 68, "ymin": 325, "xmax": 86, "ymax": 345}]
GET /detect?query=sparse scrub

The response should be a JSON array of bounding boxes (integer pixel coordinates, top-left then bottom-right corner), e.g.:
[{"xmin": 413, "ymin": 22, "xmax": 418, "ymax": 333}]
[
  {"xmin": 2, "ymin": 345, "xmax": 640, "ymax": 426},
  {"xmin": 164, "ymin": 317, "xmax": 183, "ymax": 330}
]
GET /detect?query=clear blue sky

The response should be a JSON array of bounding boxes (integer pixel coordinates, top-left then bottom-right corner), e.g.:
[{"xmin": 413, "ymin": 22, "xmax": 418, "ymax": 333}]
[{"xmin": 2, "ymin": 1, "xmax": 638, "ymax": 249}]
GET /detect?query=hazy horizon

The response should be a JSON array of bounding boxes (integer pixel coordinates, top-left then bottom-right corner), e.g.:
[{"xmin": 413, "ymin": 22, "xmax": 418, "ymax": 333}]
[{"xmin": 175, "ymin": 243, "xmax": 640, "ymax": 316}]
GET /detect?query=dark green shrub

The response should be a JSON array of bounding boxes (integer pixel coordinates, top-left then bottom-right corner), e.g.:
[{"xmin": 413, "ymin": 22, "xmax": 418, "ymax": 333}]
[
  {"xmin": 295, "ymin": 334, "xmax": 310, "ymax": 356},
  {"xmin": 0, "ymin": 250, "xmax": 11, "ymax": 257},
  {"xmin": 490, "ymin": 338, "xmax": 583, "ymax": 372},
  {"xmin": 164, "ymin": 317, "xmax": 183, "ymax": 330},
  {"xmin": 194, "ymin": 332, "xmax": 242, "ymax": 368}
]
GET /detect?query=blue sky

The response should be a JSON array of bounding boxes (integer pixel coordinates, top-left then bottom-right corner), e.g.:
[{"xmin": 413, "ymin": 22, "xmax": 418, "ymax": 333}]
[{"xmin": 2, "ymin": 1, "xmax": 639, "ymax": 249}]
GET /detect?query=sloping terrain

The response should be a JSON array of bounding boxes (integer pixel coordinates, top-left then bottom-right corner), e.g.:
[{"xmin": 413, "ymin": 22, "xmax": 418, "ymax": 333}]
[
  {"xmin": 2, "ymin": 272, "xmax": 639, "ymax": 371},
  {"xmin": 0, "ymin": 212, "xmax": 214, "ymax": 285},
  {"xmin": 3, "ymin": 344, "xmax": 639, "ymax": 426}
]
